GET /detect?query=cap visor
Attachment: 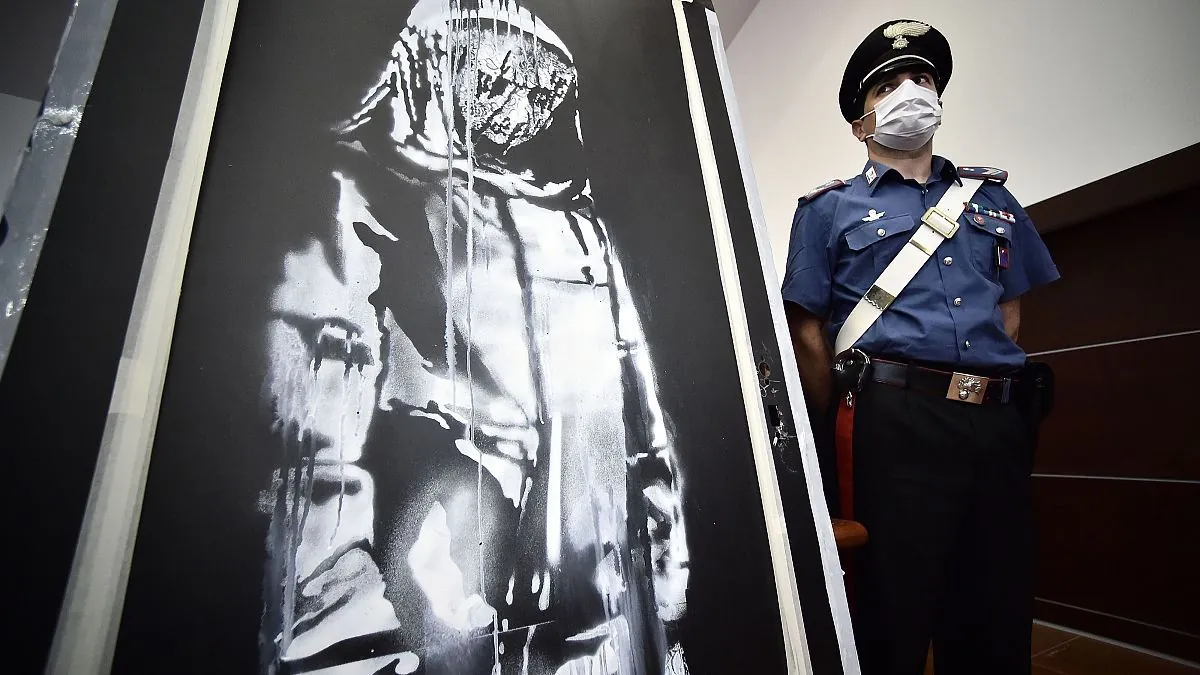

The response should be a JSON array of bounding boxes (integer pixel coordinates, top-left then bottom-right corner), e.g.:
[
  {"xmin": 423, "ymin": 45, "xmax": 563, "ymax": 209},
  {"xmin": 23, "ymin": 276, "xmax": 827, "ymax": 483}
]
[{"xmin": 860, "ymin": 55, "xmax": 937, "ymax": 88}]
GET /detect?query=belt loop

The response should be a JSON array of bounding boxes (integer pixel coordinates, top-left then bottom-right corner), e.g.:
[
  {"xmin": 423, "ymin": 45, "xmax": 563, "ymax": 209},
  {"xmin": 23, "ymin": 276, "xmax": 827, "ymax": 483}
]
[{"xmin": 1001, "ymin": 377, "xmax": 1012, "ymax": 403}]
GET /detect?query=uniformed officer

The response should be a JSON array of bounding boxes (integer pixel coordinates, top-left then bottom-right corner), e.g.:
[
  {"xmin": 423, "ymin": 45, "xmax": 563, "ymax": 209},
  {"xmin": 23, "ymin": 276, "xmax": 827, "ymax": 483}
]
[{"xmin": 781, "ymin": 19, "xmax": 1060, "ymax": 675}]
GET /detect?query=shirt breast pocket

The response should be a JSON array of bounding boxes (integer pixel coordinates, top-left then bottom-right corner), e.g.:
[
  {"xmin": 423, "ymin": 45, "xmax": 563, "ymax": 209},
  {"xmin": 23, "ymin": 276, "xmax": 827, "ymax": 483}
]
[
  {"xmin": 964, "ymin": 213, "xmax": 1013, "ymax": 279},
  {"xmin": 842, "ymin": 214, "xmax": 918, "ymax": 273}
]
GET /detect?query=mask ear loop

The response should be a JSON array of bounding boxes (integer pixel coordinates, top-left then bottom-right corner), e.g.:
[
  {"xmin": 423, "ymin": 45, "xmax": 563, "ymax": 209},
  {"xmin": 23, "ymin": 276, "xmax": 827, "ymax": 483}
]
[{"xmin": 856, "ymin": 108, "xmax": 876, "ymax": 144}]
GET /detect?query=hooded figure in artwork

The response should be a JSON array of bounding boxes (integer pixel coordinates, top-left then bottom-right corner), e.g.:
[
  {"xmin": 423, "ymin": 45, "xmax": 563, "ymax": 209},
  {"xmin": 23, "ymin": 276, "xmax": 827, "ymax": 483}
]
[{"xmin": 262, "ymin": 1, "xmax": 691, "ymax": 673}]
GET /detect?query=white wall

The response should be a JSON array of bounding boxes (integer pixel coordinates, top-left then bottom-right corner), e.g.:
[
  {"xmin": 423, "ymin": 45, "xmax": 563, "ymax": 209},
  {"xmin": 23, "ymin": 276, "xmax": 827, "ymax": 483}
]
[
  {"xmin": 712, "ymin": 0, "xmax": 761, "ymax": 45},
  {"xmin": 726, "ymin": 0, "xmax": 1200, "ymax": 272}
]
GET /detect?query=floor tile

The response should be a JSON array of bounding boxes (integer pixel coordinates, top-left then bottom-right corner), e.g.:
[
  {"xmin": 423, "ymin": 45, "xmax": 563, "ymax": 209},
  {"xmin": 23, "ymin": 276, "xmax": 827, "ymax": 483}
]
[
  {"xmin": 1032, "ymin": 624, "xmax": 1079, "ymax": 657},
  {"xmin": 1033, "ymin": 635, "xmax": 1200, "ymax": 675}
]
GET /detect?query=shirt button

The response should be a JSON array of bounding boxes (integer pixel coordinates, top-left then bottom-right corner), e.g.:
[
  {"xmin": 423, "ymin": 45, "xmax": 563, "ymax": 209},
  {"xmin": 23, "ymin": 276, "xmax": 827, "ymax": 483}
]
[
  {"xmin": 876, "ymin": 228, "xmax": 886, "ymax": 237},
  {"xmin": 943, "ymin": 256, "xmax": 953, "ymax": 266},
  {"xmin": 996, "ymin": 226, "xmax": 1006, "ymax": 234},
  {"xmin": 953, "ymin": 297, "xmax": 963, "ymax": 306},
  {"xmin": 964, "ymin": 340, "xmax": 972, "ymax": 349}
]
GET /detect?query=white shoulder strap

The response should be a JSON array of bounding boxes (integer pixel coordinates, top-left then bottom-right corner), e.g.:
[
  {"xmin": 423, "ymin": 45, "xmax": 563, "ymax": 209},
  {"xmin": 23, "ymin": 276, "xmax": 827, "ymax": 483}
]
[{"xmin": 834, "ymin": 178, "xmax": 986, "ymax": 355}]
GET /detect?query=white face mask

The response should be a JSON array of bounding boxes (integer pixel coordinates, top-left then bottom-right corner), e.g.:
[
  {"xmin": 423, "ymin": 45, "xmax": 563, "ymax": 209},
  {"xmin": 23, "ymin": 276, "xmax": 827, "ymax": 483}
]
[{"xmin": 861, "ymin": 79, "xmax": 942, "ymax": 151}]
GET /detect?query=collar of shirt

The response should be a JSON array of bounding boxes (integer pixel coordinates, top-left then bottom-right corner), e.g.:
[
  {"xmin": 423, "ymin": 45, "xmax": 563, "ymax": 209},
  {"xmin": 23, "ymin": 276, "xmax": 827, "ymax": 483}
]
[{"xmin": 863, "ymin": 155, "xmax": 960, "ymax": 195}]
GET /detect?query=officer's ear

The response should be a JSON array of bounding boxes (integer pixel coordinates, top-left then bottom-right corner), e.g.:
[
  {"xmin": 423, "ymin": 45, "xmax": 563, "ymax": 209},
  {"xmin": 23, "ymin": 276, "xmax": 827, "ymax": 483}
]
[
  {"xmin": 851, "ymin": 95, "xmax": 872, "ymax": 142},
  {"xmin": 851, "ymin": 117, "xmax": 868, "ymax": 143}
]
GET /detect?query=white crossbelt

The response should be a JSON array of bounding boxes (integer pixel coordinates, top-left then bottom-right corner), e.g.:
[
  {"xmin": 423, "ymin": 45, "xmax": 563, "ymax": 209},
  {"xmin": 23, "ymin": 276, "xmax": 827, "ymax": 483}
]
[{"xmin": 834, "ymin": 178, "xmax": 986, "ymax": 355}]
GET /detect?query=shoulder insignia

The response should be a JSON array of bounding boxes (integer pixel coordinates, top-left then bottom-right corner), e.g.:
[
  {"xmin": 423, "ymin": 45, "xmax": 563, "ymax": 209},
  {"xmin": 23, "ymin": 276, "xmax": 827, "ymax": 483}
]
[
  {"xmin": 800, "ymin": 179, "xmax": 849, "ymax": 204},
  {"xmin": 958, "ymin": 166, "xmax": 1009, "ymax": 184}
]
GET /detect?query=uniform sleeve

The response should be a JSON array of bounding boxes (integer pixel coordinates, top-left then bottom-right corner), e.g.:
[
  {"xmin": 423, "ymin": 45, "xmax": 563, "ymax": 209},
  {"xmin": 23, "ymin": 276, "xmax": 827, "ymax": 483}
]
[
  {"xmin": 999, "ymin": 192, "xmax": 1060, "ymax": 302},
  {"xmin": 780, "ymin": 200, "xmax": 833, "ymax": 319}
]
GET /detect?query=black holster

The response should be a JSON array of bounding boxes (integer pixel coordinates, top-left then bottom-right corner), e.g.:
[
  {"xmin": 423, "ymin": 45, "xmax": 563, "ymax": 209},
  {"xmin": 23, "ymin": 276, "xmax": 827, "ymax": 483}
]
[{"xmin": 1014, "ymin": 360, "xmax": 1055, "ymax": 443}]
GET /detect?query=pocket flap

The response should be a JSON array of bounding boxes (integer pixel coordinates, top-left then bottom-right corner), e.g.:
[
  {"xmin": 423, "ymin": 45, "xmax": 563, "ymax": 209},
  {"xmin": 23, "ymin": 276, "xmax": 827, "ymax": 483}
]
[
  {"xmin": 965, "ymin": 211, "xmax": 1013, "ymax": 242},
  {"xmin": 844, "ymin": 214, "xmax": 917, "ymax": 251}
]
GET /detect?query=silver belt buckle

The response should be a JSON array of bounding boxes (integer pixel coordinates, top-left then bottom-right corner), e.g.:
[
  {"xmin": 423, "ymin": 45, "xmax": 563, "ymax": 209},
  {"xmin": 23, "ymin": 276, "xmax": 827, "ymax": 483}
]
[{"xmin": 948, "ymin": 372, "xmax": 988, "ymax": 404}]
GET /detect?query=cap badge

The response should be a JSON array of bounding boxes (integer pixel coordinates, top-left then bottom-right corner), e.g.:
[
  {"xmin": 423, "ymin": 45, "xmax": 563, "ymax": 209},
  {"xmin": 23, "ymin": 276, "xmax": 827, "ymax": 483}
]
[{"xmin": 883, "ymin": 21, "xmax": 931, "ymax": 50}]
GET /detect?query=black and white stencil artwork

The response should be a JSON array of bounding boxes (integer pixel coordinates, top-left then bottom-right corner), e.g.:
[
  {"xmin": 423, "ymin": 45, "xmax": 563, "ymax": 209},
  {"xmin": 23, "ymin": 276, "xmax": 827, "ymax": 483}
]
[
  {"xmin": 111, "ymin": 1, "xmax": 845, "ymax": 674},
  {"xmin": 263, "ymin": 2, "xmax": 689, "ymax": 671}
]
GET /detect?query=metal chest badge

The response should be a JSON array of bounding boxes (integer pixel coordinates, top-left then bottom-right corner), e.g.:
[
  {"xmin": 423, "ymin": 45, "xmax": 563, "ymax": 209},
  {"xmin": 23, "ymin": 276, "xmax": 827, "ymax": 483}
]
[{"xmin": 965, "ymin": 202, "xmax": 1017, "ymax": 224}]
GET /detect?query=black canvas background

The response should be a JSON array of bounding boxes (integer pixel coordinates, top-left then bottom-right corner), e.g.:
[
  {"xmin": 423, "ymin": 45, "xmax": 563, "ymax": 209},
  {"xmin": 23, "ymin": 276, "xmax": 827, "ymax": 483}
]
[{"xmin": 112, "ymin": 1, "xmax": 798, "ymax": 673}]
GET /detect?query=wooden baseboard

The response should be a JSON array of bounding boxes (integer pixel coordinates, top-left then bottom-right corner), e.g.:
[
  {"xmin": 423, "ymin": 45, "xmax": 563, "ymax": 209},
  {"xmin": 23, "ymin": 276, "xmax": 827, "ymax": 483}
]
[{"xmin": 1034, "ymin": 598, "xmax": 1200, "ymax": 664}]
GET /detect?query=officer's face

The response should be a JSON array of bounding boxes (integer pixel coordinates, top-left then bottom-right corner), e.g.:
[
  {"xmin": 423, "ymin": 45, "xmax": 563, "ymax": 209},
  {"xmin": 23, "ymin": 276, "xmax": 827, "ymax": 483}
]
[{"xmin": 852, "ymin": 69, "xmax": 938, "ymax": 141}]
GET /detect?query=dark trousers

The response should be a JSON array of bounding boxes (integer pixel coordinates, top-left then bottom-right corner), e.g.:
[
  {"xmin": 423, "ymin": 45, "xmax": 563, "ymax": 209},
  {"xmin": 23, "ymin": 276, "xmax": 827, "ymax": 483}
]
[{"xmin": 850, "ymin": 379, "xmax": 1034, "ymax": 675}]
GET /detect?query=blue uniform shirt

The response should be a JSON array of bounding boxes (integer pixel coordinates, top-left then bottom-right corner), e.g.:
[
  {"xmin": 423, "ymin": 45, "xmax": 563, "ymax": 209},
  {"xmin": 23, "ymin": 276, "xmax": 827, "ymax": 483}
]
[{"xmin": 781, "ymin": 156, "xmax": 1060, "ymax": 370}]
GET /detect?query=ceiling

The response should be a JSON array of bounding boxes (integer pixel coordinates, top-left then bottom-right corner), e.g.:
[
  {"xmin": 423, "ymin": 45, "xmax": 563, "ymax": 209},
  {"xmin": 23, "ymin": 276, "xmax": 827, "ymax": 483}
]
[{"xmin": 711, "ymin": 0, "xmax": 760, "ymax": 46}]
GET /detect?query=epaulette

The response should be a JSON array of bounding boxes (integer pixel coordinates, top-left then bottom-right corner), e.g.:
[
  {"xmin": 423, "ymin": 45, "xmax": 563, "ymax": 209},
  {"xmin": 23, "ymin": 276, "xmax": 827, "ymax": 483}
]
[
  {"xmin": 958, "ymin": 166, "xmax": 1008, "ymax": 184},
  {"xmin": 799, "ymin": 178, "xmax": 849, "ymax": 204}
]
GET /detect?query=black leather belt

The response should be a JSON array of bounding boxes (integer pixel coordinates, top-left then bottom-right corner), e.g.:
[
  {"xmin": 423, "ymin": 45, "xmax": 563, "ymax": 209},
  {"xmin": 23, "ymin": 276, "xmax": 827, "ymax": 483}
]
[{"xmin": 868, "ymin": 359, "xmax": 1016, "ymax": 405}]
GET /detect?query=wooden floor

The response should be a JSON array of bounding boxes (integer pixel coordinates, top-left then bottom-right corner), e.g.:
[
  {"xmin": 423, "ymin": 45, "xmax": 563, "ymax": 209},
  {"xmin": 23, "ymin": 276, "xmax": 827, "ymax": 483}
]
[{"xmin": 922, "ymin": 623, "xmax": 1200, "ymax": 674}]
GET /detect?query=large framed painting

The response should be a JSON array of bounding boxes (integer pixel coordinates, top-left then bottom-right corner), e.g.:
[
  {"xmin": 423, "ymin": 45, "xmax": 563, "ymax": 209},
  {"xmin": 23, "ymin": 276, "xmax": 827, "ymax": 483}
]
[{"xmin": 46, "ymin": 1, "xmax": 857, "ymax": 673}]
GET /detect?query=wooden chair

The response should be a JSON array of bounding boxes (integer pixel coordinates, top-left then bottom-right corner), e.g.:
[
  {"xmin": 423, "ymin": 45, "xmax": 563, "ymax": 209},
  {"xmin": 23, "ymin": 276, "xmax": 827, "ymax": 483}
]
[
  {"xmin": 832, "ymin": 518, "xmax": 868, "ymax": 550},
  {"xmin": 832, "ymin": 518, "xmax": 867, "ymax": 610}
]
